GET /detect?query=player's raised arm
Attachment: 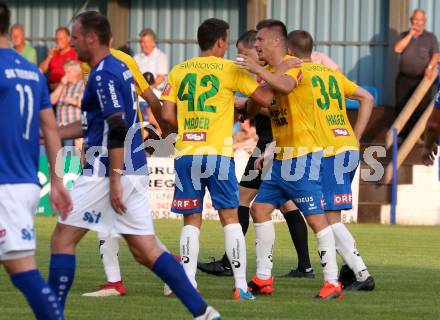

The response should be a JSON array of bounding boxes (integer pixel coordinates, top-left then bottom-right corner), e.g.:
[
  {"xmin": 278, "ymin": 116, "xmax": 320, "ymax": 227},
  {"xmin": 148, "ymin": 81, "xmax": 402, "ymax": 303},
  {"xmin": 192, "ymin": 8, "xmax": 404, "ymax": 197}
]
[
  {"xmin": 40, "ymin": 108, "xmax": 73, "ymax": 219},
  {"xmin": 141, "ymin": 87, "xmax": 164, "ymax": 130},
  {"xmin": 236, "ymin": 54, "xmax": 298, "ymax": 95}
]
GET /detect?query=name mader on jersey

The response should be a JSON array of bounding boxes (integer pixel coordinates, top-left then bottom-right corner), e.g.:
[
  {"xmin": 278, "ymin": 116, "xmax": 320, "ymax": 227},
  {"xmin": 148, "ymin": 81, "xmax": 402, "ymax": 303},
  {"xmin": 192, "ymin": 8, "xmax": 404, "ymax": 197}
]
[
  {"xmin": 81, "ymin": 55, "xmax": 147, "ymax": 176},
  {"xmin": 0, "ymin": 48, "xmax": 51, "ymax": 185}
]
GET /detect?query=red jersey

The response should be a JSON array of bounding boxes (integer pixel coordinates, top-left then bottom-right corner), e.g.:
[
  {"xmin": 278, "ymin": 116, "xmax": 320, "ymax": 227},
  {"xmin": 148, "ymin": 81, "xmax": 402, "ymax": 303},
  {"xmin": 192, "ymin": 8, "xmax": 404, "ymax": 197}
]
[{"xmin": 48, "ymin": 47, "xmax": 78, "ymax": 84}]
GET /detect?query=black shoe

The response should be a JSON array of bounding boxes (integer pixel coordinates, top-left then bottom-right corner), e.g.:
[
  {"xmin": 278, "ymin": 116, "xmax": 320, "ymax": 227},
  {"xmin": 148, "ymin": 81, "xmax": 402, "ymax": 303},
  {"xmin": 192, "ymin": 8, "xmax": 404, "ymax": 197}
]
[
  {"xmin": 344, "ymin": 276, "xmax": 375, "ymax": 291},
  {"xmin": 197, "ymin": 258, "xmax": 233, "ymax": 277},
  {"xmin": 281, "ymin": 268, "xmax": 315, "ymax": 278},
  {"xmin": 338, "ymin": 265, "xmax": 356, "ymax": 288}
]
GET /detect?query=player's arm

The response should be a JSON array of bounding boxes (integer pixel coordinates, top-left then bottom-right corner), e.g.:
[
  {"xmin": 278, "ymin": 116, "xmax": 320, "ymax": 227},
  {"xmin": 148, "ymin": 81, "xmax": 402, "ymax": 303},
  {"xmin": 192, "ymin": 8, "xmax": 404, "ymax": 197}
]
[
  {"xmin": 40, "ymin": 108, "xmax": 73, "ymax": 219},
  {"xmin": 140, "ymin": 87, "xmax": 165, "ymax": 132},
  {"xmin": 245, "ymin": 85, "xmax": 274, "ymax": 119},
  {"xmin": 235, "ymin": 54, "xmax": 297, "ymax": 94},
  {"xmin": 59, "ymin": 120, "xmax": 83, "ymax": 140},
  {"xmin": 161, "ymin": 100, "xmax": 178, "ymax": 135},
  {"xmin": 347, "ymin": 86, "xmax": 374, "ymax": 140},
  {"xmin": 97, "ymin": 70, "xmax": 130, "ymax": 214},
  {"xmin": 422, "ymin": 107, "xmax": 440, "ymax": 166},
  {"xmin": 107, "ymin": 112, "xmax": 127, "ymax": 214}
]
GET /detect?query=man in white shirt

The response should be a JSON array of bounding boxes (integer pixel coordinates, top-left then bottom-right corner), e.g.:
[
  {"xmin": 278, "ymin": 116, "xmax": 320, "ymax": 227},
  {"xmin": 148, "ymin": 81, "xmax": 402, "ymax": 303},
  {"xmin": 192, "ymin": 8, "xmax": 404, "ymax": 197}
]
[{"xmin": 134, "ymin": 28, "xmax": 169, "ymax": 97}]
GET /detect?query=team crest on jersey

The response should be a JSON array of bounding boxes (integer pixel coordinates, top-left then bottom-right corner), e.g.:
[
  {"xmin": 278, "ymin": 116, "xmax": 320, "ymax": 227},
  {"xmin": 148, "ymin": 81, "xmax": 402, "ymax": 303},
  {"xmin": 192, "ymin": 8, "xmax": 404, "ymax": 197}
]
[
  {"xmin": 182, "ymin": 132, "xmax": 206, "ymax": 142},
  {"xmin": 162, "ymin": 83, "xmax": 172, "ymax": 96},
  {"xmin": 332, "ymin": 128, "xmax": 349, "ymax": 137},
  {"xmin": 0, "ymin": 228, "xmax": 6, "ymax": 238},
  {"xmin": 334, "ymin": 193, "xmax": 352, "ymax": 205}
]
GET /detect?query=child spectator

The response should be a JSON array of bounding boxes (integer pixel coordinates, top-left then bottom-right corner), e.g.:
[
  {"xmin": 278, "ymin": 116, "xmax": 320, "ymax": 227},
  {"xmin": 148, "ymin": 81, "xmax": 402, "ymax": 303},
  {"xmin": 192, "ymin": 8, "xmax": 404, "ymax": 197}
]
[{"xmin": 50, "ymin": 60, "xmax": 84, "ymax": 152}]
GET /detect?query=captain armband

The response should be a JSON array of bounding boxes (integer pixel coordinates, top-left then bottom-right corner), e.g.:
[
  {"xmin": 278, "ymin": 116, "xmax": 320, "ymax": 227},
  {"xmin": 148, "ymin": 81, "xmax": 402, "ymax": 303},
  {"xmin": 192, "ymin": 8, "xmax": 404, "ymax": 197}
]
[{"xmin": 107, "ymin": 114, "xmax": 128, "ymax": 149}]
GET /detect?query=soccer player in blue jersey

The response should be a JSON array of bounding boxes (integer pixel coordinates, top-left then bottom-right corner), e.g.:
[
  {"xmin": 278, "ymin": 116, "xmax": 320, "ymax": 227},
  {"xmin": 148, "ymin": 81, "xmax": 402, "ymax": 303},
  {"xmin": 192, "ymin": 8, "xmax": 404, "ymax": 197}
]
[
  {"xmin": 0, "ymin": 2, "xmax": 73, "ymax": 319},
  {"xmin": 47, "ymin": 11, "xmax": 220, "ymax": 320}
]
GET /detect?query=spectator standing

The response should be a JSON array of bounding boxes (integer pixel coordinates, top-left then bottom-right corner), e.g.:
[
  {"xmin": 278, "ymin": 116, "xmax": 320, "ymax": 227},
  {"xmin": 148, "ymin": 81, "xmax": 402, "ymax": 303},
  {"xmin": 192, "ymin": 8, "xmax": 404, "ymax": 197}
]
[
  {"xmin": 394, "ymin": 9, "xmax": 439, "ymax": 137},
  {"xmin": 10, "ymin": 24, "xmax": 37, "ymax": 64},
  {"xmin": 134, "ymin": 28, "xmax": 168, "ymax": 97},
  {"xmin": 50, "ymin": 60, "xmax": 84, "ymax": 152},
  {"xmin": 39, "ymin": 26, "xmax": 78, "ymax": 91}
]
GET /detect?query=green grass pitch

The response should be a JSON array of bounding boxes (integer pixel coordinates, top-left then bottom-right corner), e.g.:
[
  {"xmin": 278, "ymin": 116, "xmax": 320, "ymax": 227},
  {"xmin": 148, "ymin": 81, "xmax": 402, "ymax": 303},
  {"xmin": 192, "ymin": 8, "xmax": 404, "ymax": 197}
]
[{"xmin": 0, "ymin": 217, "xmax": 439, "ymax": 319}]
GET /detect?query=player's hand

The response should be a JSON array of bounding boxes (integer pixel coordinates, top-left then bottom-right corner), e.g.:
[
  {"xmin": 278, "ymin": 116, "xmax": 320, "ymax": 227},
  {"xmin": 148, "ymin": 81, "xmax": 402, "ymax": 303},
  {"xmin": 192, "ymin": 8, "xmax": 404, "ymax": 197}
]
[
  {"xmin": 254, "ymin": 156, "xmax": 265, "ymax": 170},
  {"xmin": 50, "ymin": 179, "xmax": 73, "ymax": 221},
  {"xmin": 235, "ymin": 54, "xmax": 264, "ymax": 74},
  {"xmin": 110, "ymin": 179, "xmax": 127, "ymax": 215},
  {"xmin": 421, "ymin": 144, "xmax": 438, "ymax": 166},
  {"xmin": 276, "ymin": 58, "xmax": 303, "ymax": 74},
  {"xmin": 409, "ymin": 26, "xmax": 417, "ymax": 36}
]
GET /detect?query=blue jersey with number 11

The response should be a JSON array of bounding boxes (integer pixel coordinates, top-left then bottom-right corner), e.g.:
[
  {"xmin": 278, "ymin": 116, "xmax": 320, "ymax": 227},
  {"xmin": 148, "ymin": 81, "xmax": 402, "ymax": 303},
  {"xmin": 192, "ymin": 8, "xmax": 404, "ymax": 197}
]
[{"xmin": 0, "ymin": 48, "xmax": 51, "ymax": 185}]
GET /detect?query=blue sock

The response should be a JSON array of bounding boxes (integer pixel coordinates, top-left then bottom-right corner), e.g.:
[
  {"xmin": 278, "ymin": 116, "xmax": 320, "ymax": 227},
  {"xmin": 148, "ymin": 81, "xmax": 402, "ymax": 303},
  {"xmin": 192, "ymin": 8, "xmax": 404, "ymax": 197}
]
[
  {"xmin": 48, "ymin": 254, "xmax": 76, "ymax": 310},
  {"xmin": 11, "ymin": 269, "xmax": 63, "ymax": 320},
  {"xmin": 152, "ymin": 252, "xmax": 207, "ymax": 317}
]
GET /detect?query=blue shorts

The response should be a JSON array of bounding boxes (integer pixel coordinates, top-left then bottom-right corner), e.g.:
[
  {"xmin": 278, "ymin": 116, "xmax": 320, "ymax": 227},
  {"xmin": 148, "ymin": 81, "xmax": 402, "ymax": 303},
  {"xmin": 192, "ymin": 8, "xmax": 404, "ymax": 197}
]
[
  {"xmin": 172, "ymin": 155, "xmax": 239, "ymax": 214},
  {"xmin": 254, "ymin": 152, "xmax": 324, "ymax": 215},
  {"xmin": 322, "ymin": 150, "xmax": 359, "ymax": 211}
]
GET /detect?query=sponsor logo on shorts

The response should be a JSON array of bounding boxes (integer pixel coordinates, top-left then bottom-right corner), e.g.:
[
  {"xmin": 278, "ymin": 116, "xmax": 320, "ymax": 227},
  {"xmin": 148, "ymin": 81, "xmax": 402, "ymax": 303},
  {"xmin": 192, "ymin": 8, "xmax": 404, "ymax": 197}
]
[
  {"xmin": 181, "ymin": 256, "xmax": 190, "ymax": 264},
  {"xmin": 294, "ymin": 196, "xmax": 314, "ymax": 204},
  {"xmin": 0, "ymin": 228, "xmax": 6, "ymax": 238},
  {"xmin": 334, "ymin": 193, "xmax": 352, "ymax": 205},
  {"xmin": 83, "ymin": 211, "xmax": 102, "ymax": 224},
  {"xmin": 182, "ymin": 132, "xmax": 207, "ymax": 142},
  {"xmin": 172, "ymin": 198, "xmax": 199, "ymax": 210},
  {"xmin": 21, "ymin": 227, "xmax": 35, "ymax": 241},
  {"xmin": 332, "ymin": 128, "xmax": 349, "ymax": 137}
]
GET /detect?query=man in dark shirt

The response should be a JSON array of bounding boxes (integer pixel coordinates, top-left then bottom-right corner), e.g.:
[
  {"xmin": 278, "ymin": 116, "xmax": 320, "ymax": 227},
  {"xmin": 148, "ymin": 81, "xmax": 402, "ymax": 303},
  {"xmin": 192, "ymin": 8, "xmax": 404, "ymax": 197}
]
[{"xmin": 394, "ymin": 8, "xmax": 439, "ymax": 138}]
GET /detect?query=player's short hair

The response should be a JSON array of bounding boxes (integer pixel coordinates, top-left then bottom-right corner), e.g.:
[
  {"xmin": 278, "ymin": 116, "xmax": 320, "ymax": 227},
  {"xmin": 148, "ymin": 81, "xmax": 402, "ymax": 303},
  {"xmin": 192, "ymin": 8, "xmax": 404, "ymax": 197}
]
[
  {"xmin": 287, "ymin": 30, "xmax": 314, "ymax": 58},
  {"xmin": 256, "ymin": 19, "xmax": 287, "ymax": 39},
  {"xmin": 236, "ymin": 30, "xmax": 257, "ymax": 49},
  {"xmin": 197, "ymin": 18, "xmax": 229, "ymax": 51},
  {"xmin": 0, "ymin": 1, "xmax": 11, "ymax": 36},
  {"xmin": 63, "ymin": 59, "xmax": 81, "ymax": 70},
  {"xmin": 56, "ymin": 26, "xmax": 71, "ymax": 37},
  {"xmin": 74, "ymin": 11, "xmax": 111, "ymax": 46},
  {"xmin": 139, "ymin": 28, "xmax": 157, "ymax": 41}
]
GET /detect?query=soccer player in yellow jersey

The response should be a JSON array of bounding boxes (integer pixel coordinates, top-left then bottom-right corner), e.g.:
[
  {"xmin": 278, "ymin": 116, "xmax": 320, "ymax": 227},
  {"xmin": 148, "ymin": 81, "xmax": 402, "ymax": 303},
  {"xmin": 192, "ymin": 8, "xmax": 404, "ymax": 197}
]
[
  {"xmin": 236, "ymin": 19, "xmax": 344, "ymax": 300},
  {"xmin": 62, "ymin": 48, "xmax": 169, "ymax": 297},
  {"xmin": 284, "ymin": 30, "xmax": 376, "ymax": 292},
  {"xmin": 161, "ymin": 18, "xmax": 273, "ymax": 301}
]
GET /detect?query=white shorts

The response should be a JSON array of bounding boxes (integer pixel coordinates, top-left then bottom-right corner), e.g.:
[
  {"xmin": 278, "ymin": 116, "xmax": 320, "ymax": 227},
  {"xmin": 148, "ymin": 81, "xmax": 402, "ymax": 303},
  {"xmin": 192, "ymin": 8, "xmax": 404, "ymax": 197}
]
[
  {"xmin": 60, "ymin": 175, "xmax": 154, "ymax": 238},
  {"xmin": 0, "ymin": 184, "xmax": 40, "ymax": 259}
]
